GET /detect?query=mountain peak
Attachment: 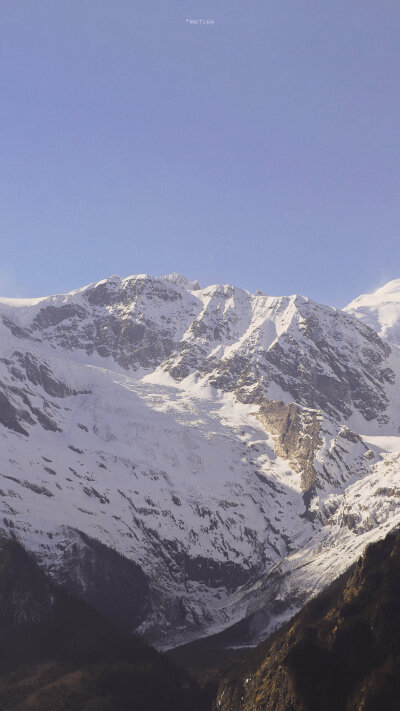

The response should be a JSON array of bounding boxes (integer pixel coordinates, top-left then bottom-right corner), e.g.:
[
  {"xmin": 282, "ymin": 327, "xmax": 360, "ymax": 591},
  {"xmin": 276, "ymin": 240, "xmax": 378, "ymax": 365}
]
[
  {"xmin": 160, "ymin": 273, "xmax": 203, "ymax": 291},
  {"xmin": 348, "ymin": 278, "xmax": 400, "ymax": 304},
  {"xmin": 345, "ymin": 277, "xmax": 400, "ymax": 344}
]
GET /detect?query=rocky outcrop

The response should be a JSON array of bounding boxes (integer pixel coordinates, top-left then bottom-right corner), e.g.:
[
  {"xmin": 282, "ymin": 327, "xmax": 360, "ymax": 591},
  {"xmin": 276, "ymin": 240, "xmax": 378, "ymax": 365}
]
[
  {"xmin": 0, "ymin": 388, "xmax": 32, "ymax": 435},
  {"xmin": 257, "ymin": 400, "xmax": 322, "ymax": 501}
]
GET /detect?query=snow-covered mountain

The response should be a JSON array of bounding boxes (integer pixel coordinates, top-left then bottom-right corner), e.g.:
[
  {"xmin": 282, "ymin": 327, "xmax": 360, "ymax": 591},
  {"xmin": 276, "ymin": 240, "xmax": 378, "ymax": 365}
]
[
  {"xmin": 345, "ymin": 278, "xmax": 400, "ymax": 345},
  {"xmin": 1, "ymin": 273, "xmax": 400, "ymax": 649}
]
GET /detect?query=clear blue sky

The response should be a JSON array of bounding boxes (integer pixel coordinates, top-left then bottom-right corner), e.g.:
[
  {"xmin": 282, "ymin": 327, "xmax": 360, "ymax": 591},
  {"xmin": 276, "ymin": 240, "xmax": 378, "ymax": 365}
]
[{"xmin": 1, "ymin": 0, "xmax": 399, "ymax": 307}]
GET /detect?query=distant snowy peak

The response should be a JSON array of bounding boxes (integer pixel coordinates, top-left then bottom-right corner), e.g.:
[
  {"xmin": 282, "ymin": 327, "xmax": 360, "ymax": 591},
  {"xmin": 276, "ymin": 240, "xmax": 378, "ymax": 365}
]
[{"xmin": 345, "ymin": 279, "xmax": 400, "ymax": 345}]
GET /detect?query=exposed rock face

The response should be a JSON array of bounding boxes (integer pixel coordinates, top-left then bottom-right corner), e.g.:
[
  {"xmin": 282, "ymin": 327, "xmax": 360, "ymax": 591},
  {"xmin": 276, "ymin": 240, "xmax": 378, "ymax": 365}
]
[
  {"xmin": 257, "ymin": 401, "xmax": 322, "ymax": 502},
  {"xmin": 12, "ymin": 351, "xmax": 77, "ymax": 398},
  {"xmin": 32, "ymin": 303, "xmax": 88, "ymax": 330},
  {"xmin": 0, "ymin": 349, "xmax": 87, "ymax": 435},
  {"xmin": 0, "ymin": 388, "xmax": 32, "ymax": 435},
  {"xmin": 0, "ymin": 273, "xmax": 399, "ymax": 651}
]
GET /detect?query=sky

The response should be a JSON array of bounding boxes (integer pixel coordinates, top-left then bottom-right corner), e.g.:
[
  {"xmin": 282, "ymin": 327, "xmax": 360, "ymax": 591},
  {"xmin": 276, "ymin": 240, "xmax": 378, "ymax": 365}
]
[{"xmin": 0, "ymin": 0, "xmax": 399, "ymax": 307}]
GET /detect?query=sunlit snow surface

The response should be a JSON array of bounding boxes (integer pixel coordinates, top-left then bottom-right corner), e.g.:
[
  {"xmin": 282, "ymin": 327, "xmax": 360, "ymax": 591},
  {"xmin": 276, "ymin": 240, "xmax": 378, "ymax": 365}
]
[{"xmin": 345, "ymin": 278, "xmax": 400, "ymax": 345}]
